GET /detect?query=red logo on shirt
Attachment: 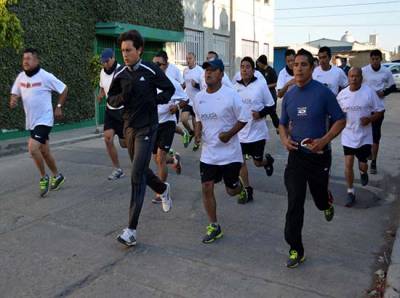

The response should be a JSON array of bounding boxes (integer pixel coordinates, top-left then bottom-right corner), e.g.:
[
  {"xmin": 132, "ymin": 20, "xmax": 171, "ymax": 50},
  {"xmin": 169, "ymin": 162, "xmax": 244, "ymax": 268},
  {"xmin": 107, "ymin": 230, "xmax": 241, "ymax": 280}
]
[{"xmin": 20, "ymin": 82, "xmax": 42, "ymax": 88}]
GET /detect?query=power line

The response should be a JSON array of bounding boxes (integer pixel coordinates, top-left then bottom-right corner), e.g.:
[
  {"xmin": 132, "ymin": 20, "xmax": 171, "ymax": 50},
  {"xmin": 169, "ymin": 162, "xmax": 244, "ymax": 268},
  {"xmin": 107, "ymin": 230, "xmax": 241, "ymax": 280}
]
[
  {"xmin": 275, "ymin": 1, "xmax": 400, "ymax": 11},
  {"xmin": 275, "ymin": 10, "xmax": 400, "ymax": 20}
]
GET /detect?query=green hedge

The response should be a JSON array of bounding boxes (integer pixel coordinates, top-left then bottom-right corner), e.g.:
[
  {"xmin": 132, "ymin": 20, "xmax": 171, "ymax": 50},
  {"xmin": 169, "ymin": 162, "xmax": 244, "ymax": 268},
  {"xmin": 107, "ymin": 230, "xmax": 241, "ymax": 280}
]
[{"xmin": 0, "ymin": 0, "xmax": 183, "ymax": 131}]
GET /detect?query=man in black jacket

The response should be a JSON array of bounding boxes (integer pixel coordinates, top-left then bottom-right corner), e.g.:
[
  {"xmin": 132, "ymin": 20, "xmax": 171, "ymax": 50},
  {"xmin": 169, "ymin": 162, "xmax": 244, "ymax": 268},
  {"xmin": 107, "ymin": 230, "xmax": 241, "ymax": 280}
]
[{"xmin": 108, "ymin": 30, "xmax": 175, "ymax": 247}]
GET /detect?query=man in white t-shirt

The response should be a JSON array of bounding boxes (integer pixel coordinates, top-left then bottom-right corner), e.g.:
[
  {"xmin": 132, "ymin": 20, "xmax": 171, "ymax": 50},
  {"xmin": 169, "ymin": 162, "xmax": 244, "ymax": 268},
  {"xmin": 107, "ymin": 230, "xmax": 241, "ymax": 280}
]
[
  {"xmin": 234, "ymin": 57, "xmax": 275, "ymax": 203},
  {"xmin": 10, "ymin": 48, "xmax": 68, "ymax": 197},
  {"xmin": 362, "ymin": 49, "xmax": 396, "ymax": 174},
  {"xmin": 337, "ymin": 67, "xmax": 384, "ymax": 207},
  {"xmin": 157, "ymin": 50, "xmax": 184, "ymax": 85},
  {"xmin": 277, "ymin": 49, "xmax": 296, "ymax": 98},
  {"xmin": 97, "ymin": 48, "xmax": 125, "ymax": 180},
  {"xmin": 192, "ymin": 58, "xmax": 248, "ymax": 244},
  {"xmin": 151, "ymin": 54, "xmax": 188, "ymax": 205},
  {"xmin": 313, "ymin": 46, "xmax": 348, "ymax": 96},
  {"xmin": 181, "ymin": 52, "xmax": 203, "ymax": 149}
]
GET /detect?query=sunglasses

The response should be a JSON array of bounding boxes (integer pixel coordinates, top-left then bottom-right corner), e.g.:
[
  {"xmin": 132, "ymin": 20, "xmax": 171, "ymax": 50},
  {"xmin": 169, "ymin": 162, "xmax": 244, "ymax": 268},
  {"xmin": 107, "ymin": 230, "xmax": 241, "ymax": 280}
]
[{"xmin": 155, "ymin": 62, "xmax": 166, "ymax": 67}]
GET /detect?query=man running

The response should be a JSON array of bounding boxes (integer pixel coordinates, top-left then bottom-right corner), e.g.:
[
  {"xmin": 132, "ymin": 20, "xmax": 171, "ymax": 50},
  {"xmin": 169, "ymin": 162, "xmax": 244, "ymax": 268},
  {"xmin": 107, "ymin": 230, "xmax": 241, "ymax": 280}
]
[
  {"xmin": 279, "ymin": 49, "xmax": 345, "ymax": 268},
  {"xmin": 181, "ymin": 52, "xmax": 203, "ymax": 149},
  {"xmin": 337, "ymin": 67, "xmax": 384, "ymax": 207},
  {"xmin": 97, "ymin": 48, "xmax": 126, "ymax": 180},
  {"xmin": 362, "ymin": 49, "xmax": 396, "ymax": 174},
  {"xmin": 313, "ymin": 46, "xmax": 348, "ymax": 96},
  {"xmin": 10, "ymin": 48, "xmax": 67, "ymax": 197},
  {"xmin": 151, "ymin": 53, "xmax": 188, "ymax": 204},
  {"xmin": 193, "ymin": 58, "xmax": 248, "ymax": 243},
  {"xmin": 277, "ymin": 49, "xmax": 296, "ymax": 98},
  {"xmin": 107, "ymin": 30, "xmax": 175, "ymax": 247},
  {"xmin": 234, "ymin": 57, "xmax": 275, "ymax": 203}
]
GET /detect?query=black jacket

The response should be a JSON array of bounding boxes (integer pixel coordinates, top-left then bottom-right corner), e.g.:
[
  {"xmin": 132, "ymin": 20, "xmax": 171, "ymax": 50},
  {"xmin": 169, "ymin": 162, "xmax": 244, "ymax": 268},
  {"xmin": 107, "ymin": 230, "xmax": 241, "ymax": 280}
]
[{"xmin": 108, "ymin": 60, "xmax": 175, "ymax": 128}]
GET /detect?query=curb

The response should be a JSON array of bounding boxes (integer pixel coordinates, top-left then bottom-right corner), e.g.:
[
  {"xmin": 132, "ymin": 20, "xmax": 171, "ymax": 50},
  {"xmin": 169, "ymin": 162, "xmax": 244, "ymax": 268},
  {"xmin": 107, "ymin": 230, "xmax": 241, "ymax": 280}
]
[
  {"xmin": 385, "ymin": 226, "xmax": 400, "ymax": 298},
  {"xmin": 0, "ymin": 133, "xmax": 102, "ymax": 158}
]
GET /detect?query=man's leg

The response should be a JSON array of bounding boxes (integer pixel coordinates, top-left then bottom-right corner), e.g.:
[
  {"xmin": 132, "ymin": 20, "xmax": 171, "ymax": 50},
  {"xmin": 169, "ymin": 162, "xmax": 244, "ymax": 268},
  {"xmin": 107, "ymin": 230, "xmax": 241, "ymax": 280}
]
[
  {"xmin": 156, "ymin": 149, "xmax": 168, "ymax": 182},
  {"xmin": 344, "ymin": 152, "xmax": 356, "ymax": 207},
  {"xmin": 284, "ymin": 151, "xmax": 307, "ymax": 266},
  {"xmin": 28, "ymin": 138, "xmax": 46, "ymax": 177},
  {"xmin": 104, "ymin": 129, "xmax": 120, "ymax": 169},
  {"xmin": 181, "ymin": 111, "xmax": 193, "ymax": 135},
  {"xmin": 40, "ymin": 141, "xmax": 59, "ymax": 176}
]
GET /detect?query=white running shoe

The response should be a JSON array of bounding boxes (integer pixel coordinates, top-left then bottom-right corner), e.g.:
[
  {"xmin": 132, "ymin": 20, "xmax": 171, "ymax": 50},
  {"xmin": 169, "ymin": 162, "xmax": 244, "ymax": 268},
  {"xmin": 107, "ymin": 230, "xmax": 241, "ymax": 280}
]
[
  {"xmin": 108, "ymin": 168, "xmax": 125, "ymax": 180},
  {"xmin": 117, "ymin": 228, "xmax": 136, "ymax": 247},
  {"xmin": 160, "ymin": 182, "xmax": 172, "ymax": 212}
]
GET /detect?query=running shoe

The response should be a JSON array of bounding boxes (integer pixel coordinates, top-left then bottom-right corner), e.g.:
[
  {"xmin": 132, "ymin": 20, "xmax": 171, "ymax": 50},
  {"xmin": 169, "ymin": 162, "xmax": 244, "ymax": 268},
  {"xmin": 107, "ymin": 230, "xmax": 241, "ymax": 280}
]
[
  {"xmin": 117, "ymin": 228, "xmax": 136, "ymax": 247},
  {"xmin": 360, "ymin": 172, "xmax": 369, "ymax": 186},
  {"xmin": 370, "ymin": 161, "xmax": 377, "ymax": 175},
  {"xmin": 244, "ymin": 154, "xmax": 251, "ymax": 160},
  {"xmin": 173, "ymin": 153, "xmax": 182, "ymax": 175},
  {"xmin": 246, "ymin": 186, "xmax": 254, "ymax": 202},
  {"xmin": 192, "ymin": 143, "xmax": 200, "ymax": 151},
  {"xmin": 40, "ymin": 175, "xmax": 50, "ymax": 197},
  {"xmin": 237, "ymin": 177, "xmax": 248, "ymax": 204},
  {"xmin": 160, "ymin": 182, "xmax": 172, "ymax": 212},
  {"xmin": 108, "ymin": 168, "xmax": 125, "ymax": 180},
  {"xmin": 286, "ymin": 250, "xmax": 305, "ymax": 268},
  {"xmin": 264, "ymin": 153, "xmax": 274, "ymax": 176},
  {"xmin": 202, "ymin": 223, "xmax": 223, "ymax": 244},
  {"xmin": 182, "ymin": 130, "xmax": 191, "ymax": 148},
  {"xmin": 345, "ymin": 192, "xmax": 356, "ymax": 208},
  {"xmin": 50, "ymin": 173, "xmax": 65, "ymax": 190},
  {"xmin": 324, "ymin": 205, "xmax": 334, "ymax": 222}
]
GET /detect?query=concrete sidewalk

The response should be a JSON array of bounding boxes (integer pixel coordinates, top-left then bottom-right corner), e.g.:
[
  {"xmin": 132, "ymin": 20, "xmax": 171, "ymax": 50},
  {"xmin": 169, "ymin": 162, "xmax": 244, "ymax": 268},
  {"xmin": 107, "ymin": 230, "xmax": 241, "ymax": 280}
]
[{"xmin": 0, "ymin": 125, "xmax": 102, "ymax": 157}]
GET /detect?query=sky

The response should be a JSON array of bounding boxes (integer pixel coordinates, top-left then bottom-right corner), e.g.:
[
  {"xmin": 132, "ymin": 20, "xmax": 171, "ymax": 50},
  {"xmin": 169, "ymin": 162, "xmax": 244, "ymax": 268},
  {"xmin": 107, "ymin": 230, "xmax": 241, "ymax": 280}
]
[{"xmin": 274, "ymin": 0, "xmax": 400, "ymax": 52}]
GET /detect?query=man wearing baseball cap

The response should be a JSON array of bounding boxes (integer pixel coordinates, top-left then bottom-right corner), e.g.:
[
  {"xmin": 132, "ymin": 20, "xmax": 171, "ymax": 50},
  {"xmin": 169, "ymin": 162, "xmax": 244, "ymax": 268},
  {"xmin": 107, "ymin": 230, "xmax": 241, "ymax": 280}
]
[
  {"xmin": 97, "ymin": 48, "xmax": 125, "ymax": 181},
  {"xmin": 192, "ymin": 58, "xmax": 249, "ymax": 243}
]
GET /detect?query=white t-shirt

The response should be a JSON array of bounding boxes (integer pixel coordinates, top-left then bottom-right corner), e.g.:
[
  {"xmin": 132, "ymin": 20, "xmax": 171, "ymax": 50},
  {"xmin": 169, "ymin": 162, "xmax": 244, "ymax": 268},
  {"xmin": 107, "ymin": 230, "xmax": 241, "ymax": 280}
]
[
  {"xmin": 11, "ymin": 69, "xmax": 66, "ymax": 130},
  {"xmin": 234, "ymin": 78, "xmax": 275, "ymax": 143},
  {"xmin": 276, "ymin": 67, "xmax": 294, "ymax": 92},
  {"xmin": 99, "ymin": 63, "xmax": 120, "ymax": 96},
  {"xmin": 231, "ymin": 70, "xmax": 266, "ymax": 85},
  {"xmin": 193, "ymin": 85, "xmax": 248, "ymax": 165},
  {"xmin": 158, "ymin": 75, "xmax": 188, "ymax": 123},
  {"xmin": 362, "ymin": 64, "xmax": 395, "ymax": 104},
  {"xmin": 166, "ymin": 63, "xmax": 184, "ymax": 85},
  {"xmin": 312, "ymin": 65, "xmax": 348, "ymax": 95},
  {"xmin": 200, "ymin": 71, "xmax": 234, "ymax": 90},
  {"xmin": 337, "ymin": 84, "xmax": 385, "ymax": 148},
  {"xmin": 183, "ymin": 65, "xmax": 204, "ymax": 106}
]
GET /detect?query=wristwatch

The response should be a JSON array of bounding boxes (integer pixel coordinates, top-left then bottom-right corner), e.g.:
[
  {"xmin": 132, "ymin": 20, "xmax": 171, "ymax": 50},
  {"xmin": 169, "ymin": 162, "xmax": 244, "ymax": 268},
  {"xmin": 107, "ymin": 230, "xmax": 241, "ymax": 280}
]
[{"xmin": 57, "ymin": 103, "xmax": 62, "ymax": 108}]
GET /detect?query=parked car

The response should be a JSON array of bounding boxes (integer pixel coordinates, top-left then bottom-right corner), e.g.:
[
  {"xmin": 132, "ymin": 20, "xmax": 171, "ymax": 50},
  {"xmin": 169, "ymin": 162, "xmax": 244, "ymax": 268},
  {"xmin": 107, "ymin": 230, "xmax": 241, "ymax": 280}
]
[{"xmin": 383, "ymin": 63, "xmax": 400, "ymax": 90}]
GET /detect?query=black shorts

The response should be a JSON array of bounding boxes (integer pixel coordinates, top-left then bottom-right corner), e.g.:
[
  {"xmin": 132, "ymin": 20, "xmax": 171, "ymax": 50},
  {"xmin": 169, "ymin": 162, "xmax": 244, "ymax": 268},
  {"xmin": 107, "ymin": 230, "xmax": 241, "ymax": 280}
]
[
  {"xmin": 343, "ymin": 144, "xmax": 371, "ymax": 163},
  {"xmin": 240, "ymin": 140, "xmax": 266, "ymax": 161},
  {"xmin": 152, "ymin": 121, "xmax": 176, "ymax": 154},
  {"xmin": 372, "ymin": 112, "xmax": 384, "ymax": 144},
  {"xmin": 104, "ymin": 108, "xmax": 124, "ymax": 139},
  {"xmin": 182, "ymin": 104, "xmax": 195, "ymax": 116},
  {"xmin": 200, "ymin": 161, "xmax": 242, "ymax": 189},
  {"xmin": 30, "ymin": 125, "xmax": 52, "ymax": 144}
]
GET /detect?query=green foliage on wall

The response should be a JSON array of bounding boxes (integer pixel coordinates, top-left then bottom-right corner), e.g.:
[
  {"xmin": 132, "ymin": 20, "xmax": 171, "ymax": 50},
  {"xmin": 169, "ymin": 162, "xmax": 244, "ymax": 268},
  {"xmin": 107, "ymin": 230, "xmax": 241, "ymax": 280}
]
[
  {"xmin": 0, "ymin": 0, "xmax": 183, "ymax": 130},
  {"xmin": 0, "ymin": 0, "xmax": 24, "ymax": 51}
]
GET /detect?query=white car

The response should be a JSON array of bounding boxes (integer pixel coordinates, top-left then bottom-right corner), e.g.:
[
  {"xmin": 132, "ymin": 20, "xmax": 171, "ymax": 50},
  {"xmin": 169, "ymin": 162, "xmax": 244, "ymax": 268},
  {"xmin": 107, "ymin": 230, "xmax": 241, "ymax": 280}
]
[{"xmin": 383, "ymin": 63, "xmax": 400, "ymax": 90}]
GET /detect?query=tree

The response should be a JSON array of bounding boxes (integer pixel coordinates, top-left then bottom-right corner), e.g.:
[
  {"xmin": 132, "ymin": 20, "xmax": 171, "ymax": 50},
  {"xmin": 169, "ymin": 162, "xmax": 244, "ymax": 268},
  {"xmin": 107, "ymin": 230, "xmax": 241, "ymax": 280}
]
[{"xmin": 0, "ymin": 0, "xmax": 23, "ymax": 50}]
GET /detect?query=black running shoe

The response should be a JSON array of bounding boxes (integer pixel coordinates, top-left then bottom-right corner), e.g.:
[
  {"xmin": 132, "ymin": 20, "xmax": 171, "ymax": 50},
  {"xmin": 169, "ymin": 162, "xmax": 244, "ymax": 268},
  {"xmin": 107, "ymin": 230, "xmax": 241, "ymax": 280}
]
[
  {"xmin": 360, "ymin": 172, "xmax": 368, "ymax": 186},
  {"xmin": 202, "ymin": 224, "xmax": 223, "ymax": 244},
  {"xmin": 345, "ymin": 192, "xmax": 356, "ymax": 208},
  {"xmin": 370, "ymin": 161, "xmax": 377, "ymax": 174},
  {"xmin": 287, "ymin": 250, "xmax": 305, "ymax": 268},
  {"xmin": 246, "ymin": 186, "xmax": 254, "ymax": 202},
  {"xmin": 50, "ymin": 173, "xmax": 65, "ymax": 190},
  {"xmin": 40, "ymin": 175, "xmax": 50, "ymax": 197},
  {"xmin": 264, "ymin": 154, "xmax": 274, "ymax": 176}
]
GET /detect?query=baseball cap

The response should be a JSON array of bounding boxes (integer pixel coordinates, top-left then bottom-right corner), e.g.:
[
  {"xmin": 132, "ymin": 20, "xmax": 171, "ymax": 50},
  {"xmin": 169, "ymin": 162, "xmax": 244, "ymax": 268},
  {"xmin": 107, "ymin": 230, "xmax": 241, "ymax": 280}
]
[
  {"xmin": 202, "ymin": 58, "xmax": 224, "ymax": 72},
  {"xmin": 101, "ymin": 48, "xmax": 114, "ymax": 63}
]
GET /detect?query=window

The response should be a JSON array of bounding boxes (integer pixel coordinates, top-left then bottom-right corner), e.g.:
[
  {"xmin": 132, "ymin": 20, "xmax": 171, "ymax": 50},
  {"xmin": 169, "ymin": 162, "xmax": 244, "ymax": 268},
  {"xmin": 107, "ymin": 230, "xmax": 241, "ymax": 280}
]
[
  {"xmin": 241, "ymin": 39, "xmax": 259, "ymax": 59},
  {"xmin": 174, "ymin": 29, "xmax": 204, "ymax": 65},
  {"xmin": 263, "ymin": 43, "xmax": 270, "ymax": 56},
  {"xmin": 213, "ymin": 34, "xmax": 230, "ymax": 66}
]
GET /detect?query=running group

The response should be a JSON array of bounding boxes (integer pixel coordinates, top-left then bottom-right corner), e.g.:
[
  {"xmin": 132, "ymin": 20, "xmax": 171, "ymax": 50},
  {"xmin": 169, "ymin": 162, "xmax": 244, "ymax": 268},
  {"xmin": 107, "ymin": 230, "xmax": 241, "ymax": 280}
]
[{"xmin": 9, "ymin": 30, "xmax": 396, "ymax": 268}]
